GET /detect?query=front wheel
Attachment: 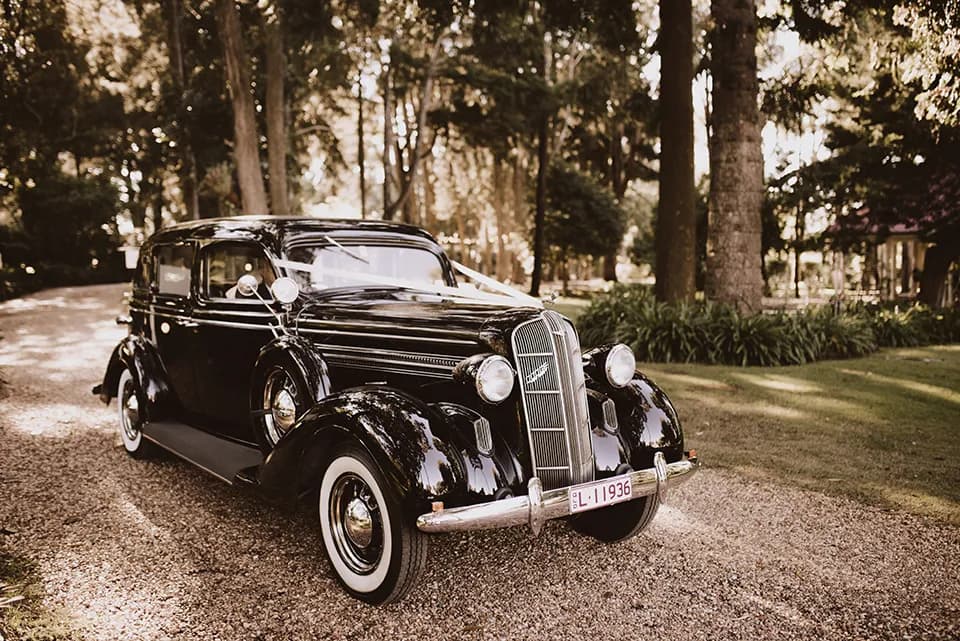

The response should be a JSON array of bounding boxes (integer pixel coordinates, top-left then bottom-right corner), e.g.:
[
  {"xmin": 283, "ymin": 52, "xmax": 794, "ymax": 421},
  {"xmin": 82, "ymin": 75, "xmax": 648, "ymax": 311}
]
[
  {"xmin": 570, "ymin": 494, "xmax": 660, "ymax": 543},
  {"xmin": 317, "ymin": 443, "xmax": 427, "ymax": 604}
]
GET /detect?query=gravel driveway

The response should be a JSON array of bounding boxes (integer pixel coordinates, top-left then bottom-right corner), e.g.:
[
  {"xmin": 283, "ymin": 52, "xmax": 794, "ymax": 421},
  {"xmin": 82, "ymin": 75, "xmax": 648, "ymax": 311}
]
[{"xmin": 1, "ymin": 284, "xmax": 958, "ymax": 640}]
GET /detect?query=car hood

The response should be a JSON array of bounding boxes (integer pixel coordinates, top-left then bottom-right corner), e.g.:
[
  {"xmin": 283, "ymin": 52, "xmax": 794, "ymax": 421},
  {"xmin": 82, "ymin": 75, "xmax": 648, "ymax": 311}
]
[{"xmin": 292, "ymin": 288, "xmax": 547, "ymax": 358}]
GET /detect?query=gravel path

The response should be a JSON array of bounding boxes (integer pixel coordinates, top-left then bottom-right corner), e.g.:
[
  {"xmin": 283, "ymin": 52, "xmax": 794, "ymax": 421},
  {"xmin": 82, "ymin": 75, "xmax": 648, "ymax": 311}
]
[{"xmin": 1, "ymin": 284, "xmax": 958, "ymax": 641}]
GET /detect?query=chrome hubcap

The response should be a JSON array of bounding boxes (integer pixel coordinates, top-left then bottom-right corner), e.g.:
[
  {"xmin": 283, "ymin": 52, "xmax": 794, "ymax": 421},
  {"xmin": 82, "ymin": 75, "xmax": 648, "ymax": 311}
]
[
  {"xmin": 329, "ymin": 474, "xmax": 383, "ymax": 574},
  {"xmin": 343, "ymin": 498, "xmax": 373, "ymax": 548},
  {"xmin": 263, "ymin": 370, "xmax": 298, "ymax": 445},
  {"xmin": 121, "ymin": 380, "xmax": 140, "ymax": 441},
  {"xmin": 273, "ymin": 389, "xmax": 296, "ymax": 426}
]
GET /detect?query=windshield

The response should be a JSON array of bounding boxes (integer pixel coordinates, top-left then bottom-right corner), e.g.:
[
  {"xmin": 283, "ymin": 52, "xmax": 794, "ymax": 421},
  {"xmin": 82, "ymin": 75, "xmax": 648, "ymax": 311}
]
[{"xmin": 284, "ymin": 241, "xmax": 449, "ymax": 293}]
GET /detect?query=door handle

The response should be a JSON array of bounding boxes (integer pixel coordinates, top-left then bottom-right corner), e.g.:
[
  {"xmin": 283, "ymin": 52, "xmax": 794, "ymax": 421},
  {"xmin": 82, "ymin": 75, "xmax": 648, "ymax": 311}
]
[{"xmin": 175, "ymin": 319, "xmax": 199, "ymax": 328}]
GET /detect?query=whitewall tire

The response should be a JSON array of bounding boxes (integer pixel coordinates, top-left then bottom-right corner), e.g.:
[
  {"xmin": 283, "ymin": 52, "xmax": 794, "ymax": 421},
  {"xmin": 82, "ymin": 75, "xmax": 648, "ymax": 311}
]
[
  {"xmin": 317, "ymin": 444, "xmax": 427, "ymax": 604},
  {"xmin": 117, "ymin": 369, "xmax": 154, "ymax": 459}
]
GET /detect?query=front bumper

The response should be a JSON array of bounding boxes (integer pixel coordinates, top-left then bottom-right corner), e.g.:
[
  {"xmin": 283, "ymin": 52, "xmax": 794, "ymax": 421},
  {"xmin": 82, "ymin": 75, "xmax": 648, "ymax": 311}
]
[{"xmin": 416, "ymin": 451, "xmax": 699, "ymax": 535}]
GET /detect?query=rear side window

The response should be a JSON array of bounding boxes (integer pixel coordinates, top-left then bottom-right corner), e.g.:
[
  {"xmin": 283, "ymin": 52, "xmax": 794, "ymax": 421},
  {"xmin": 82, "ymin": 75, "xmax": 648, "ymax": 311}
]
[
  {"xmin": 203, "ymin": 242, "xmax": 276, "ymax": 299},
  {"xmin": 133, "ymin": 249, "xmax": 153, "ymax": 291},
  {"xmin": 155, "ymin": 244, "xmax": 195, "ymax": 297}
]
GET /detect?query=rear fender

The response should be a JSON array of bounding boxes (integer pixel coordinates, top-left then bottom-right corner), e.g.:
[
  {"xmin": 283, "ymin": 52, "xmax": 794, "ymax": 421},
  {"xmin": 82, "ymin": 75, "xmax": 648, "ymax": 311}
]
[{"xmin": 98, "ymin": 335, "xmax": 175, "ymax": 422}]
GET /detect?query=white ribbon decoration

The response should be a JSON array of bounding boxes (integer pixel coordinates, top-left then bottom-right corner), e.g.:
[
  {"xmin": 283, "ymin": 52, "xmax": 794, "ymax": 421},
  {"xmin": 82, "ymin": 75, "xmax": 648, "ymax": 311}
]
[{"xmin": 274, "ymin": 258, "xmax": 543, "ymax": 308}]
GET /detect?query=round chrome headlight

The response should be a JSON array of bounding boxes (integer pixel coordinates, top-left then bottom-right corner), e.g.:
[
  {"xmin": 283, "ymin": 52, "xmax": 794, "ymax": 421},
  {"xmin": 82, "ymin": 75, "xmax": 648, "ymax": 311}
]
[
  {"xmin": 605, "ymin": 344, "xmax": 636, "ymax": 388},
  {"xmin": 476, "ymin": 355, "xmax": 515, "ymax": 404}
]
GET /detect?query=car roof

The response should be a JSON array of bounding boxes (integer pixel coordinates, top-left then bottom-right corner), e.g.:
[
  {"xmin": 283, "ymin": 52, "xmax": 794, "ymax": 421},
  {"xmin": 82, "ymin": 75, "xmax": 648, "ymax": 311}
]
[{"xmin": 146, "ymin": 216, "xmax": 439, "ymax": 250}]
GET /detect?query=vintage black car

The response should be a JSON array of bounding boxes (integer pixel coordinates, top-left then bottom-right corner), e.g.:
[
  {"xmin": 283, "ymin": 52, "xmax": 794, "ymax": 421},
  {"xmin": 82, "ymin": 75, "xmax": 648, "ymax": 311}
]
[{"xmin": 94, "ymin": 216, "xmax": 698, "ymax": 604}]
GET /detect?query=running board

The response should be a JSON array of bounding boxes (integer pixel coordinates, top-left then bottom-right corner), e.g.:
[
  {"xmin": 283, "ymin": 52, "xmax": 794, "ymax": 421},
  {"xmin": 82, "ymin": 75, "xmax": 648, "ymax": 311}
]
[{"xmin": 142, "ymin": 421, "xmax": 263, "ymax": 485}]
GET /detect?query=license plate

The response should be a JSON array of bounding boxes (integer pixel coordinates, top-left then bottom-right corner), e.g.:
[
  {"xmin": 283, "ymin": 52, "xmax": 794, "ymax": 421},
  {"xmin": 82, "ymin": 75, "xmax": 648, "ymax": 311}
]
[{"xmin": 569, "ymin": 475, "xmax": 632, "ymax": 513}]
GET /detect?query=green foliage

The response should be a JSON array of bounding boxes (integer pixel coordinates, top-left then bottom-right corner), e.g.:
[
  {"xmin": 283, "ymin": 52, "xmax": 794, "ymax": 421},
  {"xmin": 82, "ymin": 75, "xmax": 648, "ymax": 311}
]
[
  {"xmin": 13, "ymin": 172, "xmax": 124, "ymax": 290},
  {"xmin": 578, "ymin": 284, "xmax": 959, "ymax": 366},
  {"xmin": 18, "ymin": 172, "xmax": 118, "ymax": 267},
  {"xmin": 544, "ymin": 163, "xmax": 625, "ymax": 259}
]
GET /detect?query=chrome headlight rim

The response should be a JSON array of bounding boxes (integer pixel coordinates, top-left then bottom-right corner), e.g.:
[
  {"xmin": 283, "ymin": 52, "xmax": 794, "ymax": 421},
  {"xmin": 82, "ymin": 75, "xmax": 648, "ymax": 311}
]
[
  {"xmin": 475, "ymin": 355, "xmax": 515, "ymax": 404},
  {"xmin": 604, "ymin": 344, "xmax": 636, "ymax": 388}
]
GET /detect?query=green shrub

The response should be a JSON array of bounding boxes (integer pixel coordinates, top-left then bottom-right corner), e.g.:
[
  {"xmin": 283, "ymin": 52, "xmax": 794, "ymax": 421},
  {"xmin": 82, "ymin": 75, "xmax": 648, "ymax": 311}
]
[
  {"xmin": 812, "ymin": 308, "xmax": 877, "ymax": 359},
  {"xmin": 577, "ymin": 284, "xmax": 956, "ymax": 366}
]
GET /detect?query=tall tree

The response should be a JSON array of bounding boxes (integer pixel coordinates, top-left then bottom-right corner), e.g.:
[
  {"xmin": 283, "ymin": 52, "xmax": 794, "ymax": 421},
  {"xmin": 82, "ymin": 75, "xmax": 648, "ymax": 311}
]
[
  {"xmin": 706, "ymin": 0, "xmax": 764, "ymax": 312},
  {"xmin": 655, "ymin": 0, "xmax": 697, "ymax": 302},
  {"xmin": 162, "ymin": 0, "xmax": 200, "ymax": 220},
  {"xmin": 261, "ymin": 2, "xmax": 289, "ymax": 215},
  {"xmin": 215, "ymin": 0, "xmax": 268, "ymax": 214},
  {"xmin": 382, "ymin": 33, "xmax": 446, "ymax": 221}
]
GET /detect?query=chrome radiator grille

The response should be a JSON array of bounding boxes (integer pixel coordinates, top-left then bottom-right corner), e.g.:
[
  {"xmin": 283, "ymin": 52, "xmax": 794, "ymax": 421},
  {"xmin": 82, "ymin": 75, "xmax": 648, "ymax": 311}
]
[{"xmin": 511, "ymin": 311, "xmax": 594, "ymax": 490}]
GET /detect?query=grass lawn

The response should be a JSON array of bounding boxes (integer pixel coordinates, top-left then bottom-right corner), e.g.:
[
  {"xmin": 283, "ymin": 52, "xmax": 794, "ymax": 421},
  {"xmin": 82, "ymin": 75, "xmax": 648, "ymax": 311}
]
[
  {"xmin": 550, "ymin": 297, "xmax": 591, "ymax": 323},
  {"xmin": 0, "ymin": 550, "xmax": 78, "ymax": 640},
  {"xmin": 640, "ymin": 345, "xmax": 960, "ymax": 523}
]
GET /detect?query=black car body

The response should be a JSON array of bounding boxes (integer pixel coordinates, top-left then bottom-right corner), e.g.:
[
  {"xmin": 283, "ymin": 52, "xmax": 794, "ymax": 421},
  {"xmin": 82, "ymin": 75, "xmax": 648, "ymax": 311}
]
[{"xmin": 96, "ymin": 216, "xmax": 698, "ymax": 603}]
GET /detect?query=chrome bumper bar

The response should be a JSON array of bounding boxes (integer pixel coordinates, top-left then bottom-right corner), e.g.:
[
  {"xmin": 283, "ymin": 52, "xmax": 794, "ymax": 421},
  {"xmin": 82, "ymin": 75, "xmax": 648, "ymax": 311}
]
[{"xmin": 416, "ymin": 452, "xmax": 699, "ymax": 535}]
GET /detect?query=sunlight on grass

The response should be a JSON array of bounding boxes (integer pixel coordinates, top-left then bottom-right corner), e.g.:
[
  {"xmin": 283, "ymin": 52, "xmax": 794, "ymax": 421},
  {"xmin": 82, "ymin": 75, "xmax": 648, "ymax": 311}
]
[
  {"xmin": 869, "ymin": 484, "xmax": 960, "ymax": 522},
  {"xmin": 645, "ymin": 345, "xmax": 960, "ymax": 524},
  {"xmin": 729, "ymin": 372, "xmax": 823, "ymax": 394},
  {"xmin": 641, "ymin": 370, "xmax": 735, "ymax": 391},
  {"xmin": 839, "ymin": 368, "xmax": 960, "ymax": 406}
]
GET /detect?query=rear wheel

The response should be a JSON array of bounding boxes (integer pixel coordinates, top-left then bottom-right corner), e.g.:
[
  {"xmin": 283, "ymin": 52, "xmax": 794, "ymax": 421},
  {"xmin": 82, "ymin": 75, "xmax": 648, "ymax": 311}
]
[
  {"xmin": 317, "ymin": 443, "xmax": 427, "ymax": 604},
  {"xmin": 117, "ymin": 369, "xmax": 155, "ymax": 459},
  {"xmin": 571, "ymin": 494, "xmax": 660, "ymax": 543}
]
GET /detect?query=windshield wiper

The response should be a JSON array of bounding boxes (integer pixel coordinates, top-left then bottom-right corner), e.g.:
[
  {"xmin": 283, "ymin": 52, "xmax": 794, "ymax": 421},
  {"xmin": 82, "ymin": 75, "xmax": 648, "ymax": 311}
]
[{"xmin": 323, "ymin": 234, "xmax": 370, "ymax": 265}]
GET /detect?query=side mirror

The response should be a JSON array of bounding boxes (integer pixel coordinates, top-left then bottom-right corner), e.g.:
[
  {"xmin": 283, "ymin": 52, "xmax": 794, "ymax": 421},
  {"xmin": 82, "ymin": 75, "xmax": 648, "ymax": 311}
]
[
  {"xmin": 271, "ymin": 277, "xmax": 300, "ymax": 304},
  {"xmin": 236, "ymin": 274, "xmax": 259, "ymax": 297}
]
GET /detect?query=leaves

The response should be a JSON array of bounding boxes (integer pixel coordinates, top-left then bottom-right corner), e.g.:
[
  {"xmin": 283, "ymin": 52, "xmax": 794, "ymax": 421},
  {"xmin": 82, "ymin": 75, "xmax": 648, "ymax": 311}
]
[{"xmin": 578, "ymin": 284, "xmax": 959, "ymax": 366}]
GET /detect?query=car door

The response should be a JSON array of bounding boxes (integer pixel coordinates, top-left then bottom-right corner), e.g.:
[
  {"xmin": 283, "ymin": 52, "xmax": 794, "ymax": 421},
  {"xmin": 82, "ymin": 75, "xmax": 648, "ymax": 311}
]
[
  {"xmin": 151, "ymin": 242, "xmax": 204, "ymax": 417},
  {"xmin": 191, "ymin": 240, "xmax": 278, "ymax": 442}
]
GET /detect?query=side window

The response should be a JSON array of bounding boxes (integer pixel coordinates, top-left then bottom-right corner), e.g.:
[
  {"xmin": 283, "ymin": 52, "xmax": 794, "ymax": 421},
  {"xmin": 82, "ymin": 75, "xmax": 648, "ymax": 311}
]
[
  {"xmin": 203, "ymin": 243, "xmax": 276, "ymax": 300},
  {"xmin": 155, "ymin": 244, "xmax": 195, "ymax": 297},
  {"xmin": 133, "ymin": 249, "xmax": 153, "ymax": 291}
]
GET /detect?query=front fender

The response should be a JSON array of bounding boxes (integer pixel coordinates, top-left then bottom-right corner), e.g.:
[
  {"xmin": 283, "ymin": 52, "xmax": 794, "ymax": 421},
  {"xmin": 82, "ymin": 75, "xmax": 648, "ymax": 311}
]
[
  {"xmin": 258, "ymin": 386, "xmax": 470, "ymax": 516},
  {"xmin": 587, "ymin": 372, "xmax": 685, "ymax": 470},
  {"xmin": 98, "ymin": 335, "xmax": 175, "ymax": 422}
]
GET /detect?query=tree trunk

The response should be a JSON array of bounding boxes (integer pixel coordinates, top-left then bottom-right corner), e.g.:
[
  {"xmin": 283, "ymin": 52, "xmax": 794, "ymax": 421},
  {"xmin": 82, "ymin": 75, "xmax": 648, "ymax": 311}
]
[
  {"xmin": 384, "ymin": 36, "xmax": 443, "ymax": 220},
  {"xmin": 358, "ymin": 74, "xmax": 367, "ymax": 219},
  {"xmin": 262, "ymin": 7, "xmax": 289, "ymax": 215},
  {"xmin": 604, "ymin": 121, "xmax": 625, "ymax": 282},
  {"xmin": 862, "ymin": 243, "xmax": 877, "ymax": 291},
  {"xmin": 216, "ymin": 0, "xmax": 268, "ymax": 214},
  {"xmin": 153, "ymin": 188, "xmax": 164, "ymax": 233},
  {"xmin": 493, "ymin": 157, "xmax": 510, "ymax": 282},
  {"xmin": 423, "ymin": 157, "xmax": 436, "ymax": 232},
  {"xmin": 482, "ymin": 224, "xmax": 493, "ymax": 276},
  {"xmin": 531, "ymin": 116, "xmax": 549, "ymax": 297},
  {"xmin": 705, "ymin": 0, "xmax": 764, "ymax": 313},
  {"xmin": 900, "ymin": 241, "xmax": 913, "ymax": 296},
  {"xmin": 163, "ymin": 0, "xmax": 199, "ymax": 220},
  {"xmin": 794, "ymin": 206, "xmax": 803, "ymax": 298},
  {"xmin": 655, "ymin": 0, "xmax": 696, "ymax": 302},
  {"xmin": 383, "ymin": 65, "xmax": 395, "ymax": 219},
  {"xmin": 918, "ymin": 242, "xmax": 958, "ymax": 308}
]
